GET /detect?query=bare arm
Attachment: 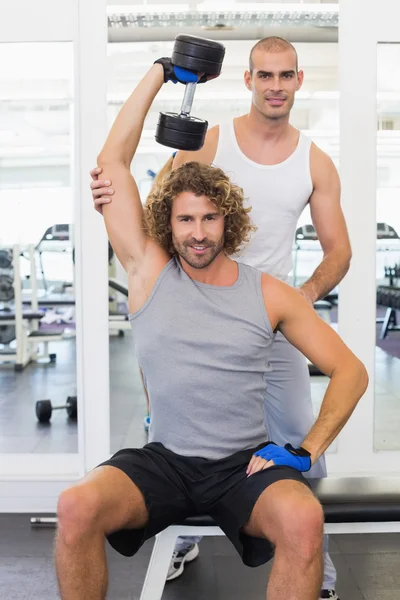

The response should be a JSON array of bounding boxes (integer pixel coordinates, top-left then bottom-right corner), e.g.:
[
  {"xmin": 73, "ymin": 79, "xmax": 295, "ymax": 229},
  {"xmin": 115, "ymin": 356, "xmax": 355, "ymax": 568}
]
[
  {"xmin": 97, "ymin": 64, "xmax": 169, "ymax": 271},
  {"xmin": 300, "ymin": 144, "xmax": 352, "ymax": 304},
  {"xmin": 172, "ymin": 125, "xmax": 219, "ymax": 169},
  {"xmin": 265, "ymin": 276, "xmax": 368, "ymax": 465}
]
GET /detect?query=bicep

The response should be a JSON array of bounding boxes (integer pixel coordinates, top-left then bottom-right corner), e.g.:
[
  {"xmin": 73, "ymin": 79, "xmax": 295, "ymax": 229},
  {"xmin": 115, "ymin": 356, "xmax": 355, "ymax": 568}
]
[
  {"xmin": 99, "ymin": 161, "xmax": 148, "ymax": 271},
  {"xmin": 309, "ymin": 153, "xmax": 350, "ymax": 255},
  {"xmin": 279, "ymin": 296, "xmax": 354, "ymax": 377}
]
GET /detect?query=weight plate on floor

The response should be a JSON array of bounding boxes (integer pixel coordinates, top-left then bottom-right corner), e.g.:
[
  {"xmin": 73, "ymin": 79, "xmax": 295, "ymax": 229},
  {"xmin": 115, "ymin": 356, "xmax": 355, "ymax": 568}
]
[
  {"xmin": 66, "ymin": 396, "xmax": 78, "ymax": 420},
  {"xmin": 36, "ymin": 399, "xmax": 52, "ymax": 423},
  {"xmin": 0, "ymin": 274, "xmax": 14, "ymax": 302}
]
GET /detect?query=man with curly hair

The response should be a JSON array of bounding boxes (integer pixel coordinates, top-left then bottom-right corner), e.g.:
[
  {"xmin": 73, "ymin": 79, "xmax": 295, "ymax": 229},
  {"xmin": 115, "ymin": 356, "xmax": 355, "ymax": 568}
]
[
  {"xmin": 90, "ymin": 37, "xmax": 349, "ymax": 599},
  {"xmin": 55, "ymin": 60, "xmax": 368, "ymax": 600}
]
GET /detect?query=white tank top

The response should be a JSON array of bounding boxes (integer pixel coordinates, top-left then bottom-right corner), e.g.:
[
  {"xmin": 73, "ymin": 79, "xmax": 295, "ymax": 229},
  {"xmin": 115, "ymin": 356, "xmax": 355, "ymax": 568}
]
[{"xmin": 213, "ymin": 122, "xmax": 313, "ymax": 282}]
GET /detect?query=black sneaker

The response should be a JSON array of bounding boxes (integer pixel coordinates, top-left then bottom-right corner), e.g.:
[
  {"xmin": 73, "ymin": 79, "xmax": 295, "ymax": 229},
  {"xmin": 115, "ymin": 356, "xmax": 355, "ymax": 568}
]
[
  {"xmin": 320, "ymin": 591, "xmax": 340, "ymax": 599},
  {"xmin": 166, "ymin": 543, "xmax": 200, "ymax": 581}
]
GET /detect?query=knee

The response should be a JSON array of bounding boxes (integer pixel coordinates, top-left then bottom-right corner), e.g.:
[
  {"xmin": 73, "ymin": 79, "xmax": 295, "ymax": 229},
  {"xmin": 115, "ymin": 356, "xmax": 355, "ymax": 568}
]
[
  {"xmin": 57, "ymin": 485, "xmax": 102, "ymax": 546},
  {"xmin": 275, "ymin": 497, "xmax": 324, "ymax": 562}
]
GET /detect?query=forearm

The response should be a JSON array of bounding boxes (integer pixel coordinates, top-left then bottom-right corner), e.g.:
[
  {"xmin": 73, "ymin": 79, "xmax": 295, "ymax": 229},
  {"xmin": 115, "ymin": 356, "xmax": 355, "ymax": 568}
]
[
  {"xmin": 301, "ymin": 359, "xmax": 368, "ymax": 464},
  {"xmin": 98, "ymin": 64, "xmax": 164, "ymax": 166},
  {"xmin": 300, "ymin": 247, "xmax": 351, "ymax": 303}
]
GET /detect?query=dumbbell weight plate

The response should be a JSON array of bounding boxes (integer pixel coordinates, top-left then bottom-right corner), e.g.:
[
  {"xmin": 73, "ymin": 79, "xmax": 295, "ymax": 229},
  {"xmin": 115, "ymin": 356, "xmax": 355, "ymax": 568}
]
[
  {"xmin": 158, "ymin": 112, "xmax": 207, "ymax": 135},
  {"xmin": 0, "ymin": 324, "xmax": 16, "ymax": 345},
  {"xmin": 156, "ymin": 112, "xmax": 208, "ymax": 151},
  {"xmin": 174, "ymin": 35, "xmax": 226, "ymax": 62},
  {"xmin": 0, "ymin": 249, "xmax": 12, "ymax": 269},
  {"xmin": 172, "ymin": 35, "xmax": 225, "ymax": 76},
  {"xmin": 66, "ymin": 396, "xmax": 78, "ymax": 420},
  {"xmin": 36, "ymin": 399, "xmax": 52, "ymax": 423},
  {"xmin": 0, "ymin": 275, "xmax": 14, "ymax": 302}
]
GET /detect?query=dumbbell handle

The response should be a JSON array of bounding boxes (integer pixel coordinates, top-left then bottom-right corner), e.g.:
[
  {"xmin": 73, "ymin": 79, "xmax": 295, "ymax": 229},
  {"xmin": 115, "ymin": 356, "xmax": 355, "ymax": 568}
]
[{"xmin": 180, "ymin": 81, "xmax": 197, "ymax": 117}]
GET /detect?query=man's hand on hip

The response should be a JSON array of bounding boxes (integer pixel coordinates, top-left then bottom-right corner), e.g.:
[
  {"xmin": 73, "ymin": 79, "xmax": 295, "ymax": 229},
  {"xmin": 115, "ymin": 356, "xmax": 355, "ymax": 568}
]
[{"xmin": 246, "ymin": 442, "xmax": 312, "ymax": 477}]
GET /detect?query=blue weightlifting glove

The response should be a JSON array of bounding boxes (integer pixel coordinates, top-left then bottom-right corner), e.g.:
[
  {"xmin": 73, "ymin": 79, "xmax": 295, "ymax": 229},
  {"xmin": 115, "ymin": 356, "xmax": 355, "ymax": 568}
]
[
  {"xmin": 154, "ymin": 57, "xmax": 201, "ymax": 84},
  {"xmin": 254, "ymin": 442, "xmax": 312, "ymax": 472}
]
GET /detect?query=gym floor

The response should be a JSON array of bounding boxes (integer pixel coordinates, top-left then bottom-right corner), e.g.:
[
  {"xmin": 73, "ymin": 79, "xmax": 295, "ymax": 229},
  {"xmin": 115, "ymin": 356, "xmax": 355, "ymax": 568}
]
[
  {"xmin": 0, "ymin": 329, "xmax": 400, "ymax": 453},
  {"xmin": 1, "ymin": 515, "xmax": 399, "ymax": 599}
]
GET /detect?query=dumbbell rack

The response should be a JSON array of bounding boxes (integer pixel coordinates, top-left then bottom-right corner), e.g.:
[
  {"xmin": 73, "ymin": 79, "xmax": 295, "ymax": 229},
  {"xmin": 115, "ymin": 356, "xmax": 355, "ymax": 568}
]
[
  {"xmin": 0, "ymin": 245, "xmax": 64, "ymax": 370},
  {"xmin": 376, "ymin": 284, "xmax": 400, "ymax": 339}
]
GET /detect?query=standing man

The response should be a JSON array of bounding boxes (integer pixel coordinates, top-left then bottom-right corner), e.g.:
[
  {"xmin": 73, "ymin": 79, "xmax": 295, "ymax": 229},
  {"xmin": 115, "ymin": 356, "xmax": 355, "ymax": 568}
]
[{"xmin": 90, "ymin": 37, "xmax": 351, "ymax": 600}]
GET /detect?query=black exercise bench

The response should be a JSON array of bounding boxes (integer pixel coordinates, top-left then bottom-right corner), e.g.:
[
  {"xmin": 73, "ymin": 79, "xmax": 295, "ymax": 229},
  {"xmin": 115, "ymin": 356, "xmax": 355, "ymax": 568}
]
[{"xmin": 139, "ymin": 476, "xmax": 400, "ymax": 600}]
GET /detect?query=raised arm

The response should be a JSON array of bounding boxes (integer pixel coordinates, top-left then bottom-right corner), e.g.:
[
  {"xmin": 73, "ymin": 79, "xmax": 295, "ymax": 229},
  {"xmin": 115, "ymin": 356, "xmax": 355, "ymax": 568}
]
[
  {"xmin": 300, "ymin": 144, "xmax": 352, "ymax": 304},
  {"xmin": 97, "ymin": 64, "xmax": 168, "ymax": 272},
  {"xmin": 264, "ymin": 275, "xmax": 368, "ymax": 466}
]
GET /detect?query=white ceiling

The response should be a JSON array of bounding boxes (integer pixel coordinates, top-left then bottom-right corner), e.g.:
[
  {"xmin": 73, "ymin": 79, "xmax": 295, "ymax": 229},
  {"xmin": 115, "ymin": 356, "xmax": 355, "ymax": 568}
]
[{"xmin": 107, "ymin": 1, "xmax": 338, "ymax": 6}]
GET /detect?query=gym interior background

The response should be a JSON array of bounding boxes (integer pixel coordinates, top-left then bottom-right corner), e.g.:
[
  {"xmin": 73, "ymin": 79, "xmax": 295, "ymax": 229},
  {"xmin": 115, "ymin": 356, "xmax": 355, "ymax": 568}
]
[{"xmin": 1, "ymin": 1, "xmax": 400, "ymax": 599}]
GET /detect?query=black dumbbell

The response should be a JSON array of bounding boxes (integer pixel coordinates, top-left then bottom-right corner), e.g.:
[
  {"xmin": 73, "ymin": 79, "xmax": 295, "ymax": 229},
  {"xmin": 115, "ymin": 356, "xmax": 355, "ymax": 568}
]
[
  {"xmin": 36, "ymin": 396, "xmax": 77, "ymax": 423},
  {"xmin": 155, "ymin": 35, "xmax": 225, "ymax": 152}
]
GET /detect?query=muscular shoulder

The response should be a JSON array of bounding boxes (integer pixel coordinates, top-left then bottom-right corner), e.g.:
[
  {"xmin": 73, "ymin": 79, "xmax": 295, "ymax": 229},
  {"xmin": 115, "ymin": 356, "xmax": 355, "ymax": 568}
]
[
  {"xmin": 172, "ymin": 125, "xmax": 219, "ymax": 168},
  {"xmin": 310, "ymin": 142, "xmax": 339, "ymax": 187},
  {"xmin": 260, "ymin": 273, "xmax": 302, "ymax": 330}
]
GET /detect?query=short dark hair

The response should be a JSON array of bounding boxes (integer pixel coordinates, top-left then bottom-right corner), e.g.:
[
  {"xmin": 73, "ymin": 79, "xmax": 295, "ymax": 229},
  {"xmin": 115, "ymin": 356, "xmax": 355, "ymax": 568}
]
[{"xmin": 249, "ymin": 36, "xmax": 298, "ymax": 73}]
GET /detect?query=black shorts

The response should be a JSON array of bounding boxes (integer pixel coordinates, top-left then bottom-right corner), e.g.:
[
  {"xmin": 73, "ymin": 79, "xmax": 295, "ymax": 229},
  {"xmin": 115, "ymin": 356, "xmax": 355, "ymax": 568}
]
[{"xmin": 98, "ymin": 441, "xmax": 311, "ymax": 568}]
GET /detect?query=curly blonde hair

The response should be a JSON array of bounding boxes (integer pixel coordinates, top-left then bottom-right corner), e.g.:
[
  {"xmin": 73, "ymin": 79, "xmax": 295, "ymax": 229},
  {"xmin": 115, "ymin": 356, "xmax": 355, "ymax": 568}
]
[{"xmin": 144, "ymin": 161, "xmax": 256, "ymax": 256}]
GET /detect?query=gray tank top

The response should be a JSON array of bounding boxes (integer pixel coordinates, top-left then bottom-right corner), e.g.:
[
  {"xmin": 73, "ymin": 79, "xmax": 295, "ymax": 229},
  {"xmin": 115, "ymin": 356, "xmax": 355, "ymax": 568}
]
[{"xmin": 129, "ymin": 257, "xmax": 274, "ymax": 459}]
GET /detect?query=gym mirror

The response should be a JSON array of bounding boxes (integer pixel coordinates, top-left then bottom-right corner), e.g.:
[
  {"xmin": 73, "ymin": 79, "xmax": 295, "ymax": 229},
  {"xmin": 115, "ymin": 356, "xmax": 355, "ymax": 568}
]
[
  {"xmin": 374, "ymin": 43, "xmax": 400, "ymax": 451},
  {"xmin": 0, "ymin": 41, "xmax": 78, "ymax": 455}
]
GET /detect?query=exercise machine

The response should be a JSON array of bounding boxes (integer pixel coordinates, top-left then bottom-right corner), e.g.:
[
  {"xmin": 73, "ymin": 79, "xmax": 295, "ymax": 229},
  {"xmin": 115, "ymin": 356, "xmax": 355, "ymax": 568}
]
[
  {"xmin": 36, "ymin": 223, "xmax": 72, "ymax": 292},
  {"xmin": 0, "ymin": 245, "xmax": 63, "ymax": 370}
]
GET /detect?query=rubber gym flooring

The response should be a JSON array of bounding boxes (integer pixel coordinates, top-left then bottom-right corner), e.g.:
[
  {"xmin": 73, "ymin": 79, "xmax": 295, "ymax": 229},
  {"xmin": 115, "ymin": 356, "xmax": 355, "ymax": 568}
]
[{"xmin": 0, "ymin": 514, "xmax": 399, "ymax": 599}]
